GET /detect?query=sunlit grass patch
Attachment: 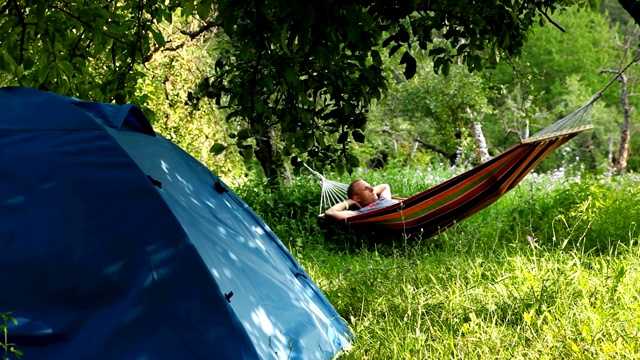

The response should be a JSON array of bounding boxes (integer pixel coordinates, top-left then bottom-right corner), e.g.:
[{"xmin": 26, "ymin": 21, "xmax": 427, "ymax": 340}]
[{"xmin": 238, "ymin": 168, "xmax": 640, "ymax": 359}]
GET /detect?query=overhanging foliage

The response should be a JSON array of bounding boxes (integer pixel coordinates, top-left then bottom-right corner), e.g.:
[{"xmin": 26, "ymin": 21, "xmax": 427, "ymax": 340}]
[
  {"xmin": 0, "ymin": 0, "xmax": 606, "ymax": 183},
  {"xmin": 201, "ymin": 0, "xmax": 597, "ymax": 180}
]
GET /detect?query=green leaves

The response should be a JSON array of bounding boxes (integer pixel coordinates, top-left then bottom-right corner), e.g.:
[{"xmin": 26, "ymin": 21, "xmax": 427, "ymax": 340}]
[
  {"xmin": 209, "ymin": 143, "xmax": 227, "ymax": 155},
  {"xmin": 236, "ymin": 128, "xmax": 252, "ymax": 141},
  {"xmin": 1, "ymin": 312, "xmax": 23, "ymax": 358},
  {"xmin": 347, "ymin": 153, "xmax": 360, "ymax": 167},
  {"xmin": 352, "ymin": 129, "xmax": 365, "ymax": 143},
  {"xmin": 2, "ymin": 52, "xmax": 17, "ymax": 73},
  {"xmin": 183, "ymin": 1, "xmax": 195, "ymax": 17},
  {"xmin": 371, "ymin": 49, "xmax": 382, "ymax": 67},
  {"xmin": 368, "ymin": 56, "xmax": 493, "ymax": 167},
  {"xmin": 204, "ymin": 0, "xmax": 590, "ymax": 183},
  {"xmin": 338, "ymin": 132, "xmax": 349, "ymax": 144},
  {"xmin": 207, "ymin": 0, "xmax": 389, "ymax": 181},
  {"xmin": 150, "ymin": 28, "xmax": 166, "ymax": 47},
  {"xmin": 197, "ymin": 2, "xmax": 212, "ymax": 21},
  {"xmin": 0, "ymin": 0, "xmax": 591, "ymax": 185},
  {"xmin": 399, "ymin": 51, "xmax": 416, "ymax": 79},
  {"xmin": 0, "ymin": 0, "xmax": 218, "ymax": 105}
]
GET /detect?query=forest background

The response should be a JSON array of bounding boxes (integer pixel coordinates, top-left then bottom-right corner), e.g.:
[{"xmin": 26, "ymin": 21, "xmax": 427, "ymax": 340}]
[{"xmin": 1, "ymin": 0, "xmax": 639, "ymax": 183}]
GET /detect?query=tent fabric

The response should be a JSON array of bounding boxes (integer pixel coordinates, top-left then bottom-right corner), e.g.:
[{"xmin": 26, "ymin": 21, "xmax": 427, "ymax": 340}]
[{"xmin": 0, "ymin": 86, "xmax": 351, "ymax": 359}]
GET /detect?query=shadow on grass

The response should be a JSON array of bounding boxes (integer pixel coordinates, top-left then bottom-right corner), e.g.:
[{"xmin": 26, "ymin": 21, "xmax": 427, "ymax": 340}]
[{"xmin": 316, "ymin": 216, "xmax": 448, "ymax": 255}]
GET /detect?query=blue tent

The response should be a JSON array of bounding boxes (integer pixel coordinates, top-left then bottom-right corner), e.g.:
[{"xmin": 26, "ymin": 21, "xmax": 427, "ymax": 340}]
[{"xmin": 0, "ymin": 87, "xmax": 351, "ymax": 359}]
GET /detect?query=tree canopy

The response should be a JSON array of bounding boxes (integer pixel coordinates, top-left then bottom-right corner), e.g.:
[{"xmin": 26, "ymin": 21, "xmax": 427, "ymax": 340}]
[
  {"xmin": 0, "ymin": 0, "xmax": 620, "ymax": 183},
  {"xmin": 367, "ymin": 60, "xmax": 493, "ymax": 167},
  {"xmin": 204, "ymin": 0, "xmax": 599, "ymax": 182}
]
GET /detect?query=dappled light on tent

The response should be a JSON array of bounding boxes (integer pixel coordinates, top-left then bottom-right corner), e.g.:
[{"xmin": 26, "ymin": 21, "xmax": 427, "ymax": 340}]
[{"xmin": 0, "ymin": 86, "xmax": 351, "ymax": 360}]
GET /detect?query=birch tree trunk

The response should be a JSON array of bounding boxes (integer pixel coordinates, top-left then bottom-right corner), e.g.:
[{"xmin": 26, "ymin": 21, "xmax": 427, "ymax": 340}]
[
  {"xmin": 381, "ymin": 127, "xmax": 399, "ymax": 154},
  {"xmin": 406, "ymin": 139, "xmax": 420, "ymax": 168},
  {"xmin": 600, "ymin": 66, "xmax": 634, "ymax": 174},
  {"xmin": 615, "ymin": 73, "xmax": 632, "ymax": 174},
  {"xmin": 471, "ymin": 122, "xmax": 490, "ymax": 163},
  {"xmin": 466, "ymin": 107, "xmax": 490, "ymax": 163}
]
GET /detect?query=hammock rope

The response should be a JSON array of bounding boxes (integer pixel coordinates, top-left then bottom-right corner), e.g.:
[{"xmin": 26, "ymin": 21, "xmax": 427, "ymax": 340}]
[
  {"xmin": 523, "ymin": 49, "xmax": 640, "ymax": 144},
  {"xmin": 303, "ymin": 163, "xmax": 349, "ymax": 215},
  {"xmin": 522, "ymin": 94, "xmax": 596, "ymax": 144}
]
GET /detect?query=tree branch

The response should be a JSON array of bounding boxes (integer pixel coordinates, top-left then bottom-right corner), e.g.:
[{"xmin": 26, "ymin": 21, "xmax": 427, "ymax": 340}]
[
  {"xmin": 0, "ymin": 1, "xmax": 11, "ymax": 15},
  {"xmin": 414, "ymin": 138, "xmax": 457, "ymax": 165},
  {"xmin": 69, "ymin": 29, "xmax": 86, "ymax": 62},
  {"xmin": 143, "ymin": 40, "xmax": 187, "ymax": 63},
  {"xmin": 122, "ymin": 0, "xmax": 144, "ymax": 86},
  {"xmin": 51, "ymin": 4, "xmax": 131, "ymax": 46},
  {"xmin": 533, "ymin": 3, "xmax": 565, "ymax": 32},
  {"xmin": 8, "ymin": 0, "xmax": 26, "ymax": 64},
  {"xmin": 599, "ymin": 68, "xmax": 622, "ymax": 75},
  {"xmin": 506, "ymin": 128, "xmax": 524, "ymax": 140},
  {"xmin": 180, "ymin": 21, "xmax": 215, "ymax": 39},
  {"xmin": 599, "ymin": 68, "xmax": 631, "ymax": 85}
]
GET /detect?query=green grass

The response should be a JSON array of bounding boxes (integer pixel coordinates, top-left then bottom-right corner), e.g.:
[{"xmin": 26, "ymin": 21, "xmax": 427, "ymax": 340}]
[{"xmin": 237, "ymin": 168, "xmax": 640, "ymax": 359}]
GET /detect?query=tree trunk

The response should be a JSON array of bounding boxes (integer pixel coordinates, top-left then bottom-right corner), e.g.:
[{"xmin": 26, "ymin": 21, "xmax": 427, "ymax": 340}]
[
  {"xmin": 466, "ymin": 107, "xmax": 490, "ymax": 163},
  {"xmin": 381, "ymin": 127, "xmax": 399, "ymax": 154},
  {"xmin": 523, "ymin": 118, "xmax": 530, "ymax": 140},
  {"xmin": 616, "ymin": 73, "xmax": 632, "ymax": 174},
  {"xmin": 281, "ymin": 161, "xmax": 292, "ymax": 186},
  {"xmin": 470, "ymin": 122, "xmax": 490, "ymax": 163},
  {"xmin": 254, "ymin": 129, "xmax": 286, "ymax": 186},
  {"xmin": 406, "ymin": 139, "xmax": 420, "ymax": 168}
]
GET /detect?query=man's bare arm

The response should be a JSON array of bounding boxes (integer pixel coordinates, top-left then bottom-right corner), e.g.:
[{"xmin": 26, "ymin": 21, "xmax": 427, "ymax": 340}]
[
  {"xmin": 373, "ymin": 184, "xmax": 392, "ymax": 199},
  {"xmin": 324, "ymin": 198, "xmax": 359, "ymax": 220}
]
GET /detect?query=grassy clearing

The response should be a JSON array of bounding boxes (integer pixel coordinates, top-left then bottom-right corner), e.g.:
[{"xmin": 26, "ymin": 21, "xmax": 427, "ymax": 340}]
[{"xmin": 237, "ymin": 168, "xmax": 640, "ymax": 359}]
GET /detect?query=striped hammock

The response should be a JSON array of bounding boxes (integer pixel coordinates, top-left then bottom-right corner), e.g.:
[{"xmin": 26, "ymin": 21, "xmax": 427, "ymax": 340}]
[{"xmin": 311, "ymin": 95, "xmax": 597, "ymax": 238}]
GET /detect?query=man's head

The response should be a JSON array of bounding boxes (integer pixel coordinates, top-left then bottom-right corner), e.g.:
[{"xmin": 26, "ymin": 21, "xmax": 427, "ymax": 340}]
[{"xmin": 347, "ymin": 179, "xmax": 378, "ymax": 206}]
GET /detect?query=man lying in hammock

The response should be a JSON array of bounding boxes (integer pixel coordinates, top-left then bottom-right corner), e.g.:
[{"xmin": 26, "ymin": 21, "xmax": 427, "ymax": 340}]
[{"xmin": 324, "ymin": 179, "xmax": 398, "ymax": 220}]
